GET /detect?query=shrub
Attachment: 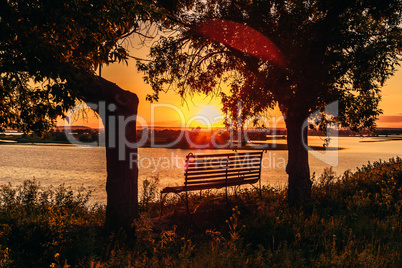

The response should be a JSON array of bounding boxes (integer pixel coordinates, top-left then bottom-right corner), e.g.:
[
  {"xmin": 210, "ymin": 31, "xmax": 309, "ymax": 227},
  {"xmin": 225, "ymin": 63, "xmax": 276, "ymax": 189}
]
[{"xmin": 1, "ymin": 158, "xmax": 401, "ymax": 267}]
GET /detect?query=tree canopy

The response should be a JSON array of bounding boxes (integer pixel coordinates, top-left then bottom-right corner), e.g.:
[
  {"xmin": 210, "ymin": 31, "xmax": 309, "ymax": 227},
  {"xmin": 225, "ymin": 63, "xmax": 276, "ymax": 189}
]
[
  {"xmin": 140, "ymin": 0, "xmax": 402, "ymax": 204},
  {"xmin": 0, "ymin": 0, "xmax": 160, "ymax": 133},
  {"xmin": 141, "ymin": 0, "xmax": 401, "ymax": 131},
  {"xmin": 0, "ymin": 0, "xmax": 169, "ymax": 229}
]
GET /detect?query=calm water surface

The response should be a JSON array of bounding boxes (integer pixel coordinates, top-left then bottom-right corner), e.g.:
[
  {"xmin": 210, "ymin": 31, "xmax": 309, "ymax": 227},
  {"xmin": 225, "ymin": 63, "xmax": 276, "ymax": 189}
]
[{"xmin": 1, "ymin": 136, "xmax": 401, "ymax": 204}]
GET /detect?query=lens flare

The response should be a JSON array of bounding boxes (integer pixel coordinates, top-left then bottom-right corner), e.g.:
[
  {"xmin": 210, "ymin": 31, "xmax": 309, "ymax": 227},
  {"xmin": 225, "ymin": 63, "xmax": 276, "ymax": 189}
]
[{"xmin": 193, "ymin": 19, "xmax": 285, "ymax": 66}]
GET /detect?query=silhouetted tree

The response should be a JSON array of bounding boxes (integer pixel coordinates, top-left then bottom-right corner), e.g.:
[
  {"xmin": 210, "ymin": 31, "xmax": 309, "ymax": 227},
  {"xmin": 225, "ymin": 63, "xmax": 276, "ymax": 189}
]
[
  {"xmin": 0, "ymin": 0, "xmax": 164, "ymax": 230},
  {"xmin": 140, "ymin": 0, "xmax": 402, "ymax": 204}
]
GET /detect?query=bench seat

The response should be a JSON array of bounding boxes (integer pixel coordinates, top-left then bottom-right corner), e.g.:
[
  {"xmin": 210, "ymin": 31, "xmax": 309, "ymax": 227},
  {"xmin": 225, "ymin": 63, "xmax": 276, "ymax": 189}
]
[{"xmin": 161, "ymin": 178, "xmax": 259, "ymax": 194}]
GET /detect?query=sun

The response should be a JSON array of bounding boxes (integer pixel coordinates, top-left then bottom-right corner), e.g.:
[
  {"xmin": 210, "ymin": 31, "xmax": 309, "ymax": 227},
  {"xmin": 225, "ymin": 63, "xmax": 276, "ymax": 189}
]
[{"xmin": 189, "ymin": 105, "xmax": 225, "ymax": 128}]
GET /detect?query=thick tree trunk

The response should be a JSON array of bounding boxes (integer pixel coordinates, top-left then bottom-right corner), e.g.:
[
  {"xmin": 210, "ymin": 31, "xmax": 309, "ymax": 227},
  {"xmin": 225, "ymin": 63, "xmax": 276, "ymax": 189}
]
[
  {"xmin": 285, "ymin": 114, "xmax": 312, "ymax": 205},
  {"xmin": 83, "ymin": 77, "xmax": 139, "ymax": 231}
]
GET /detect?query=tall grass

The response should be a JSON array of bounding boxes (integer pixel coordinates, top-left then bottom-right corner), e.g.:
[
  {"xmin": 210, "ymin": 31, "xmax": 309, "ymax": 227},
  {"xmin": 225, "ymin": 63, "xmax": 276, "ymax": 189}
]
[
  {"xmin": 0, "ymin": 180, "xmax": 105, "ymax": 267},
  {"xmin": 1, "ymin": 158, "xmax": 401, "ymax": 267}
]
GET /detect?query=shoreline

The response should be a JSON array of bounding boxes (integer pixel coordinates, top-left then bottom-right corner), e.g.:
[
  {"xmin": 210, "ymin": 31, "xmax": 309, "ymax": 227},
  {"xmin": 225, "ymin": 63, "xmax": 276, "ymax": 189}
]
[
  {"xmin": 0, "ymin": 140, "xmax": 343, "ymax": 151},
  {"xmin": 3, "ymin": 134, "xmax": 402, "ymax": 149}
]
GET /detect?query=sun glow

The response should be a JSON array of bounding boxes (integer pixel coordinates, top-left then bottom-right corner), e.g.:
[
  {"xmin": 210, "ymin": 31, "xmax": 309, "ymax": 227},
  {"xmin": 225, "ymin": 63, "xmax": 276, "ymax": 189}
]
[{"xmin": 189, "ymin": 105, "xmax": 225, "ymax": 129}]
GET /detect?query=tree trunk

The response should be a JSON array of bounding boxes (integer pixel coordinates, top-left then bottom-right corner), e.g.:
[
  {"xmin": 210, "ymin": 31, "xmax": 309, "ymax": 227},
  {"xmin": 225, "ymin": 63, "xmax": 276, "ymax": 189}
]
[
  {"xmin": 285, "ymin": 114, "xmax": 312, "ymax": 205},
  {"xmin": 83, "ymin": 77, "xmax": 139, "ymax": 231}
]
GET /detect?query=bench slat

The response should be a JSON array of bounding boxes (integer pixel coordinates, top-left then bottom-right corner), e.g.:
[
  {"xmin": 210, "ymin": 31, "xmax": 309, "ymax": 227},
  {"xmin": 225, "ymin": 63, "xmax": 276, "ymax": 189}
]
[
  {"xmin": 187, "ymin": 152, "xmax": 262, "ymax": 158},
  {"xmin": 185, "ymin": 175, "xmax": 260, "ymax": 186},
  {"xmin": 186, "ymin": 165, "xmax": 260, "ymax": 172},
  {"xmin": 161, "ymin": 178, "xmax": 259, "ymax": 194},
  {"xmin": 189, "ymin": 155, "xmax": 262, "ymax": 164},
  {"xmin": 186, "ymin": 170, "xmax": 261, "ymax": 181},
  {"xmin": 186, "ymin": 167, "xmax": 261, "ymax": 176},
  {"xmin": 187, "ymin": 159, "xmax": 261, "ymax": 169},
  {"xmin": 188, "ymin": 155, "xmax": 262, "ymax": 162}
]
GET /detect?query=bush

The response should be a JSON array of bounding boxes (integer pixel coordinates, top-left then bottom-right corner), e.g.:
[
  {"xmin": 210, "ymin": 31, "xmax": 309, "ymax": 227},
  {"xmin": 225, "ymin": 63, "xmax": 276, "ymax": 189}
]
[
  {"xmin": 1, "ymin": 158, "xmax": 401, "ymax": 267},
  {"xmin": 0, "ymin": 180, "xmax": 105, "ymax": 267}
]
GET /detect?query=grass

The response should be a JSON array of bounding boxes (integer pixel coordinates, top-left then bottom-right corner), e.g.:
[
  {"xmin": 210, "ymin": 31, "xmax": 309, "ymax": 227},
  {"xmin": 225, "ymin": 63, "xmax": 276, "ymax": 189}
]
[{"xmin": 1, "ymin": 158, "xmax": 401, "ymax": 267}]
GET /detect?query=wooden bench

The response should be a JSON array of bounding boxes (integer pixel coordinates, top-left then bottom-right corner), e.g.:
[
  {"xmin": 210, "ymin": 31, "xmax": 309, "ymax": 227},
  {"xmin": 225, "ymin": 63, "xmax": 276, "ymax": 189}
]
[{"xmin": 160, "ymin": 151, "xmax": 264, "ymax": 213}]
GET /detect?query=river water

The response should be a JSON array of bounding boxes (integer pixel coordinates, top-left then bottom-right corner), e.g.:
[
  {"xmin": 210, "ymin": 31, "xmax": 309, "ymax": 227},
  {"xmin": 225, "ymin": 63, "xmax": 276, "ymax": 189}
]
[{"xmin": 1, "ymin": 136, "xmax": 401, "ymax": 204}]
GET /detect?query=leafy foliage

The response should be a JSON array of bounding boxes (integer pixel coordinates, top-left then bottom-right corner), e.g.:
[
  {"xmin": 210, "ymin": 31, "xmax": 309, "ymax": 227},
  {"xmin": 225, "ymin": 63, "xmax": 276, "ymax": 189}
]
[
  {"xmin": 140, "ymin": 0, "xmax": 402, "ymax": 131},
  {"xmin": 0, "ymin": 0, "xmax": 161, "ymax": 133}
]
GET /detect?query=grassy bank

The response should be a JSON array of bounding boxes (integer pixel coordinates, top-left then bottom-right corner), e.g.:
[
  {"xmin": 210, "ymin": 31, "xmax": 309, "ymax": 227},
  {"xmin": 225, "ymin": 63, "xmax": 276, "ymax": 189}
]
[{"xmin": 1, "ymin": 158, "xmax": 401, "ymax": 267}]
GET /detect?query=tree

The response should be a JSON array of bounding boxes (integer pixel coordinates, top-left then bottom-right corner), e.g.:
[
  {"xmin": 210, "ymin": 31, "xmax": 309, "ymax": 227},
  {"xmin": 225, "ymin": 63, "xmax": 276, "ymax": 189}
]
[
  {"xmin": 0, "ymin": 0, "xmax": 162, "ymax": 230},
  {"xmin": 140, "ymin": 0, "xmax": 402, "ymax": 204}
]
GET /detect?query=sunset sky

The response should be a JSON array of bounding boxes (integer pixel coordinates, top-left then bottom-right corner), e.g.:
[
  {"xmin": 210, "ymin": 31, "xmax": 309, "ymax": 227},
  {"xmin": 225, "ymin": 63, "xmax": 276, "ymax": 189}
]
[{"xmin": 69, "ymin": 38, "xmax": 402, "ymax": 130}]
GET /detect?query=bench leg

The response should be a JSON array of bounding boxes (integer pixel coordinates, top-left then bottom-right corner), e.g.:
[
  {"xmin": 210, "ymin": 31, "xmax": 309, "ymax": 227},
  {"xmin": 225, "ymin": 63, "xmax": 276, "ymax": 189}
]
[
  {"xmin": 185, "ymin": 190, "xmax": 190, "ymax": 215},
  {"xmin": 160, "ymin": 191, "xmax": 191, "ymax": 216}
]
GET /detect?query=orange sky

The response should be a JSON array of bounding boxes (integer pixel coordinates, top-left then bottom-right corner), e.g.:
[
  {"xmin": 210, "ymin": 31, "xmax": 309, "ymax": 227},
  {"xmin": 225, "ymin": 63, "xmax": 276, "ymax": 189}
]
[
  {"xmin": 68, "ymin": 40, "xmax": 402, "ymax": 130},
  {"xmin": 99, "ymin": 62, "xmax": 402, "ymax": 129},
  {"xmin": 376, "ymin": 67, "xmax": 402, "ymax": 128}
]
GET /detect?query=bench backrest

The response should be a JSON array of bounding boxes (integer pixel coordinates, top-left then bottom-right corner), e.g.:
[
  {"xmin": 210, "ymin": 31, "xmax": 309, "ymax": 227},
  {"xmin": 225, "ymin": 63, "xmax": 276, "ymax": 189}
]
[{"xmin": 184, "ymin": 152, "xmax": 263, "ymax": 188}]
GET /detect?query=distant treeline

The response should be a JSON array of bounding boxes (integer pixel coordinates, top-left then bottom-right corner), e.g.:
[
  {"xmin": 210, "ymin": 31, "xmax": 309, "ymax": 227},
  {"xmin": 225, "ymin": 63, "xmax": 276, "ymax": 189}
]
[
  {"xmin": 0, "ymin": 128, "xmax": 99, "ymax": 144},
  {"xmin": 2, "ymin": 127, "xmax": 401, "ymax": 146}
]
